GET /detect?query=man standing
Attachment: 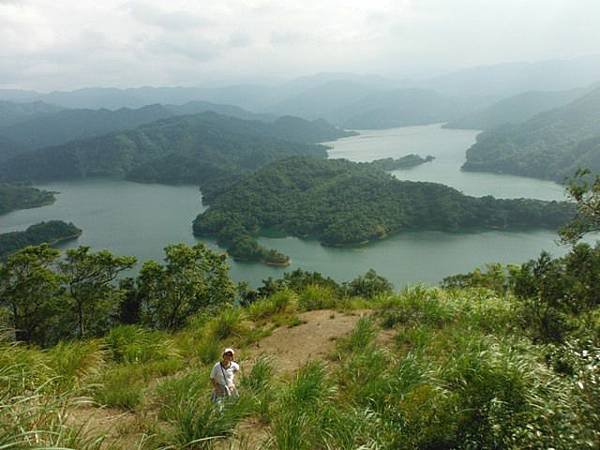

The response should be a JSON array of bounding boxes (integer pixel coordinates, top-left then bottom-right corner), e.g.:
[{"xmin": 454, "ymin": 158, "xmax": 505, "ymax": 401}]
[{"xmin": 210, "ymin": 348, "xmax": 240, "ymax": 402}]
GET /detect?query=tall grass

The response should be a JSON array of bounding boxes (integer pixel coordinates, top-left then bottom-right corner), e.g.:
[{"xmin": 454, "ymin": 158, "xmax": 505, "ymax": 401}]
[
  {"xmin": 156, "ymin": 388, "xmax": 255, "ymax": 448},
  {"xmin": 0, "ymin": 336, "xmax": 105, "ymax": 449},
  {"xmin": 104, "ymin": 325, "xmax": 181, "ymax": 364},
  {"xmin": 246, "ymin": 290, "xmax": 297, "ymax": 322},
  {"xmin": 297, "ymin": 284, "xmax": 337, "ymax": 311},
  {"xmin": 46, "ymin": 339, "xmax": 105, "ymax": 390}
]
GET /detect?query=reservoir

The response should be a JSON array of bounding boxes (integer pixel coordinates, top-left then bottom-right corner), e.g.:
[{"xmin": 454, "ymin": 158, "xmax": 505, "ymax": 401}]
[{"xmin": 0, "ymin": 125, "xmax": 578, "ymax": 287}]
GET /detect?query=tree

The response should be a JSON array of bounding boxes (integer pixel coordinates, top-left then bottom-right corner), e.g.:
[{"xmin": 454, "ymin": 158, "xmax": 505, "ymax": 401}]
[
  {"xmin": 0, "ymin": 244, "xmax": 62, "ymax": 344},
  {"xmin": 59, "ymin": 246, "xmax": 136, "ymax": 338},
  {"xmin": 560, "ymin": 168, "xmax": 600, "ymax": 243},
  {"xmin": 118, "ymin": 277, "xmax": 142, "ymax": 324},
  {"xmin": 345, "ymin": 269, "xmax": 393, "ymax": 298},
  {"xmin": 138, "ymin": 243, "xmax": 235, "ymax": 329}
]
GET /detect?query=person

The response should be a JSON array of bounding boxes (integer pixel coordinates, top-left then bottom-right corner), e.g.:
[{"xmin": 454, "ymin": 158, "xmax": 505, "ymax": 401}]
[{"xmin": 210, "ymin": 348, "xmax": 240, "ymax": 403}]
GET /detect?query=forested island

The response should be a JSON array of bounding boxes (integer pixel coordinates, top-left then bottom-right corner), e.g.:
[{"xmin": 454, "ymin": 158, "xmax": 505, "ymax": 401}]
[
  {"xmin": 462, "ymin": 86, "xmax": 600, "ymax": 181},
  {"xmin": 193, "ymin": 157, "xmax": 574, "ymax": 264},
  {"xmin": 369, "ymin": 154, "xmax": 435, "ymax": 171},
  {"xmin": 0, "ymin": 183, "xmax": 55, "ymax": 214},
  {"xmin": 0, "ymin": 220, "xmax": 82, "ymax": 258}
]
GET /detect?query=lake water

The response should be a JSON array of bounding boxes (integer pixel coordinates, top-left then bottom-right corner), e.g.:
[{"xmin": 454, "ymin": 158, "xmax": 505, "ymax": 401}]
[{"xmin": 0, "ymin": 124, "xmax": 579, "ymax": 288}]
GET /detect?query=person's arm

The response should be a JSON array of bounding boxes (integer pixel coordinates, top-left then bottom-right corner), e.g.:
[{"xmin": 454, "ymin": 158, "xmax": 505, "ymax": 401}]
[
  {"xmin": 211, "ymin": 377, "xmax": 225, "ymax": 395},
  {"xmin": 210, "ymin": 364, "xmax": 226, "ymax": 395}
]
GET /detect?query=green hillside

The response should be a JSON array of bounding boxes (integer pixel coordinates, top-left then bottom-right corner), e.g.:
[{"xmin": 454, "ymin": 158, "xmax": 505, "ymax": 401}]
[
  {"xmin": 0, "ymin": 112, "xmax": 348, "ymax": 184},
  {"xmin": 0, "ymin": 183, "xmax": 55, "ymax": 214},
  {"xmin": 0, "ymin": 220, "xmax": 81, "ymax": 258},
  {"xmin": 462, "ymin": 86, "xmax": 600, "ymax": 181},
  {"xmin": 444, "ymin": 87, "xmax": 586, "ymax": 130},
  {"xmin": 0, "ymin": 102, "xmax": 325, "ymax": 155},
  {"xmin": 0, "ymin": 237, "xmax": 597, "ymax": 449},
  {"xmin": 0, "ymin": 104, "xmax": 174, "ymax": 150},
  {"xmin": 193, "ymin": 157, "xmax": 573, "ymax": 264}
]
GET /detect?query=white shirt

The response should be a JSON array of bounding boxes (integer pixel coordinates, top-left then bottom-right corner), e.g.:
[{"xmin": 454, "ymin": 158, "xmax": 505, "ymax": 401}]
[{"xmin": 210, "ymin": 361, "xmax": 240, "ymax": 389}]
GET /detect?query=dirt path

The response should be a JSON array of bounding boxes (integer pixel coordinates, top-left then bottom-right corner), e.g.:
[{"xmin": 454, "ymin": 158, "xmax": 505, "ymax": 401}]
[
  {"xmin": 75, "ymin": 309, "xmax": 378, "ymax": 448},
  {"xmin": 243, "ymin": 309, "xmax": 370, "ymax": 375}
]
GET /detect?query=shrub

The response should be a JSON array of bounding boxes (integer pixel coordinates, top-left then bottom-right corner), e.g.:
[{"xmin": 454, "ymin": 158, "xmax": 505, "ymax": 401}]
[
  {"xmin": 46, "ymin": 339, "xmax": 105, "ymax": 390},
  {"xmin": 92, "ymin": 364, "xmax": 146, "ymax": 409},
  {"xmin": 104, "ymin": 325, "xmax": 180, "ymax": 364},
  {"xmin": 297, "ymin": 284, "xmax": 337, "ymax": 311}
]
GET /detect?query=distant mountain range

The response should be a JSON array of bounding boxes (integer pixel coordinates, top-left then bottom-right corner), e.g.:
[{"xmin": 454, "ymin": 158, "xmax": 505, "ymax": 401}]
[
  {"xmin": 0, "ymin": 112, "xmax": 351, "ymax": 186},
  {"xmin": 0, "ymin": 55, "xmax": 600, "ymax": 118},
  {"xmin": 0, "ymin": 101, "xmax": 64, "ymax": 128},
  {"xmin": 462, "ymin": 86, "xmax": 600, "ymax": 182},
  {"xmin": 444, "ymin": 87, "xmax": 589, "ymax": 131},
  {"xmin": 0, "ymin": 101, "xmax": 274, "ymax": 156}
]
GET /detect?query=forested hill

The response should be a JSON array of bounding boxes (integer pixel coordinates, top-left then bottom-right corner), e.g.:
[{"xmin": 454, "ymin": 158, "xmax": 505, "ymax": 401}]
[
  {"xmin": 462, "ymin": 86, "xmax": 600, "ymax": 181},
  {"xmin": 444, "ymin": 87, "xmax": 586, "ymax": 131},
  {"xmin": 0, "ymin": 101, "xmax": 310, "ymax": 155},
  {"xmin": 0, "ymin": 184, "xmax": 55, "ymax": 215},
  {"xmin": 193, "ymin": 157, "xmax": 574, "ymax": 264},
  {"xmin": 0, "ymin": 104, "xmax": 174, "ymax": 151},
  {"xmin": 0, "ymin": 112, "xmax": 350, "ymax": 184},
  {"xmin": 0, "ymin": 221, "xmax": 81, "ymax": 258}
]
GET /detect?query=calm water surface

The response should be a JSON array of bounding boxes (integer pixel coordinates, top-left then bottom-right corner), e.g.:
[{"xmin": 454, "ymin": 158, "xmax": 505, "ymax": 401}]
[{"xmin": 0, "ymin": 125, "xmax": 580, "ymax": 287}]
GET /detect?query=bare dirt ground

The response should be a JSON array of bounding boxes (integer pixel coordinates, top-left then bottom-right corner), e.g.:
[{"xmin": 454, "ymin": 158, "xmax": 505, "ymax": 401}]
[{"xmin": 242, "ymin": 309, "xmax": 371, "ymax": 375}]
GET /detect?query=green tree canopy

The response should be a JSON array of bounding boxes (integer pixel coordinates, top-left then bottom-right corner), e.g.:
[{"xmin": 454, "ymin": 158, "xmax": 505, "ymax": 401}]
[{"xmin": 138, "ymin": 243, "xmax": 235, "ymax": 330}]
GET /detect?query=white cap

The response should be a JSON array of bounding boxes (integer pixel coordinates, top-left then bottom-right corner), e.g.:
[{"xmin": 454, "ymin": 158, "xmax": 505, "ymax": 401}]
[{"xmin": 222, "ymin": 348, "xmax": 235, "ymax": 356}]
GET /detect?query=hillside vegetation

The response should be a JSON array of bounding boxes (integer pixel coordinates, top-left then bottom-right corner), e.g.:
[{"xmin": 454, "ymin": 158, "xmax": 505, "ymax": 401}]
[
  {"xmin": 0, "ymin": 112, "xmax": 349, "ymax": 185},
  {"xmin": 0, "ymin": 174, "xmax": 598, "ymax": 448},
  {"xmin": 0, "ymin": 101, "xmax": 276, "ymax": 153},
  {"xmin": 0, "ymin": 183, "xmax": 55, "ymax": 214},
  {"xmin": 0, "ymin": 220, "xmax": 81, "ymax": 258},
  {"xmin": 462, "ymin": 86, "xmax": 600, "ymax": 181},
  {"xmin": 193, "ymin": 157, "xmax": 573, "ymax": 264},
  {"xmin": 444, "ymin": 87, "xmax": 586, "ymax": 131},
  {"xmin": 0, "ymin": 240, "xmax": 597, "ymax": 449}
]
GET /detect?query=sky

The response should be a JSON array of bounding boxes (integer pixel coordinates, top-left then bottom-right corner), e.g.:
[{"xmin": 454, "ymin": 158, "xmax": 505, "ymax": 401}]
[{"xmin": 1, "ymin": 0, "xmax": 599, "ymax": 91}]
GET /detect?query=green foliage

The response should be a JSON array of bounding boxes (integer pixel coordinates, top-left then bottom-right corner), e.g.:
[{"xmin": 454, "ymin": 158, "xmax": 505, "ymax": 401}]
[
  {"xmin": 335, "ymin": 316, "xmax": 377, "ymax": 353},
  {"xmin": 155, "ymin": 372, "xmax": 255, "ymax": 449},
  {"xmin": 59, "ymin": 246, "xmax": 136, "ymax": 339},
  {"xmin": 206, "ymin": 307, "xmax": 247, "ymax": 341},
  {"xmin": 0, "ymin": 335, "xmax": 105, "ymax": 449},
  {"xmin": 346, "ymin": 268, "xmax": 394, "ymax": 299},
  {"xmin": 138, "ymin": 243, "xmax": 235, "ymax": 330},
  {"xmin": 0, "ymin": 220, "xmax": 81, "ymax": 258},
  {"xmin": 193, "ymin": 157, "xmax": 573, "ymax": 264},
  {"xmin": 441, "ymin": 262, "xmax": 518, "ymax": 295},
  {"xmin": 46, "ymin": 339, "xmax": 105, "ymax": 389},
  {"xmin": 297, "ymin": 283, "xmax": 337, "ymax": 311},
  {"xmin": 369, "ymin": 154, "xmax": 434, "ymax": 170},
  {"xmin": 0, "ymin": 244, "xmax": 63, "ymax": 344},
  {"xmin": 246, "ymin": 289, "xmax": 297, "ymax": 322},
  {"xmin": 104, "ymin": 325, "xmax": 180, "ymax": 364},
  {"xmin": 0, "ymin": 112, "xmax": 333, "ymax": 185},
  {"xmin": 93, "ymin": 364, "xmax": 146, "ymax": 409},
  {"xmin": 560, "ymin": 168, "xmax": 600, "ymax": 243},
  {"xmin": 0, "ymin": 182, "xmax": 55, "ymax": 214},
  {"xmin": 462, "ymin": 86, "xmax": 600, "ymax": 181}
]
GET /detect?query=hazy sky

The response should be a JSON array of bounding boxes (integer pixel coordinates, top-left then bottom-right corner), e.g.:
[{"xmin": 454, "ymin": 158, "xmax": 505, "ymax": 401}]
[{"xmin": 1, "ymin": 0, "xmax": 599, "ymax": 91}]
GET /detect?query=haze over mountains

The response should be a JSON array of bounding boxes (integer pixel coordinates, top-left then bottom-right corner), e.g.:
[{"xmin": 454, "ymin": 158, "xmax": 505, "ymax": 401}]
[
  {"xmin": 0, "ymin": 112, "xmax": 350, "ymax": 186},
  {"xmin": 1, "ymin": 55, "xmax": 600, "ymax": 191},
  {"xmin": 463, "ymin": 85, "xmax": 600, "ymax": 182}
]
